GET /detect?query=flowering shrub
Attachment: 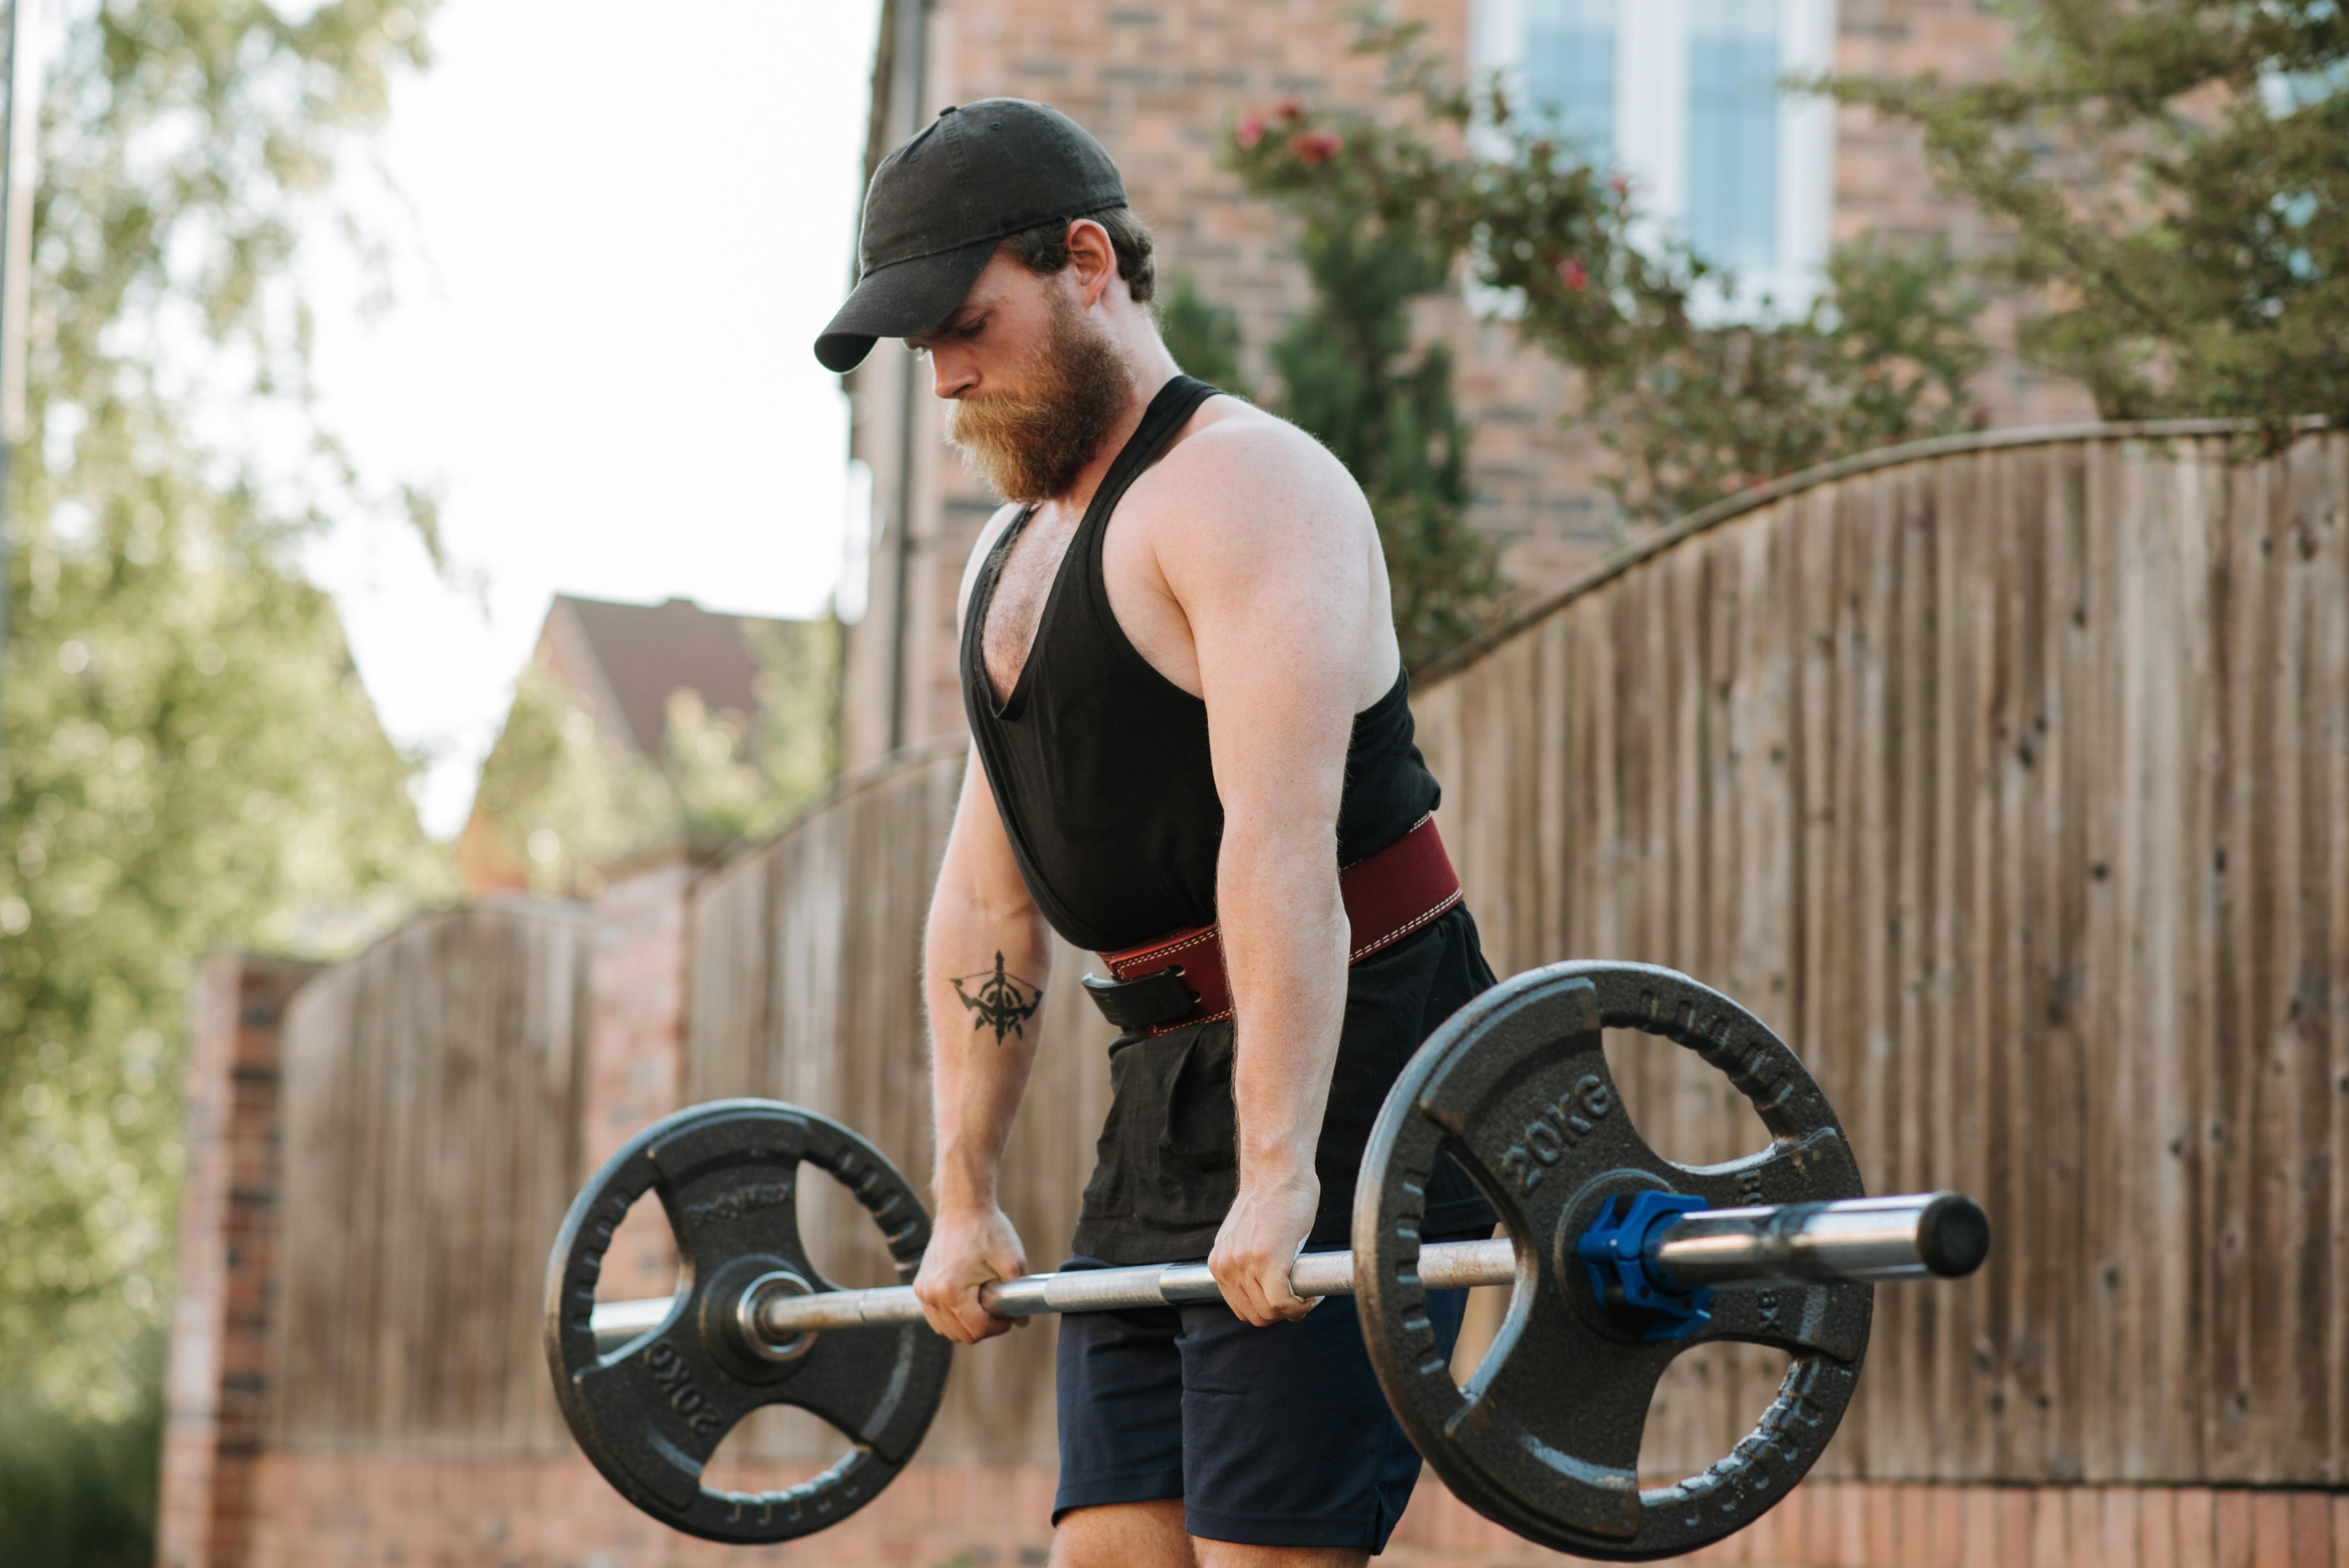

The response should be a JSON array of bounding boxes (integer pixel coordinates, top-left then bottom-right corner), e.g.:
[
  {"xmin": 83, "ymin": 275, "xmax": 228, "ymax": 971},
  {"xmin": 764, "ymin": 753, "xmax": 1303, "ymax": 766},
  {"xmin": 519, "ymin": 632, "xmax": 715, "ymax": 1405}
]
[{"xmin": 1222, "ymin": 22, "xmax": 1989, "ymax": 527}]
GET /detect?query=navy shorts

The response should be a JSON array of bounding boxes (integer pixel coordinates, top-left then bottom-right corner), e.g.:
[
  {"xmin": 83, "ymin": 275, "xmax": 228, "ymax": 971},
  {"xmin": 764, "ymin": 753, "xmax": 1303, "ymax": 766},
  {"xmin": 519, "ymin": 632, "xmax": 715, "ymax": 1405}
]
[{"xmin": 1050, "ymin": 1247, "xmax": 1475, "ymax": 1551}]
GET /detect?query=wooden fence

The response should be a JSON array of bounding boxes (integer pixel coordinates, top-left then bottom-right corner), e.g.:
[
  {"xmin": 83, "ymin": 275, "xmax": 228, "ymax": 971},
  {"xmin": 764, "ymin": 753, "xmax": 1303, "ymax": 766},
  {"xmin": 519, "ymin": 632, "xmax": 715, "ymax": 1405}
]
[
  {"xmin": 258, "ymin": 422, "xmax": 2348, "ymax": 1493},
  {"xmin": 267, "ymin": 898, "xmax": 592, "ymax": 1455},
  {"xmin": 1411, "ymin": 424, "xmax": 2349, "ymax": 1485}
]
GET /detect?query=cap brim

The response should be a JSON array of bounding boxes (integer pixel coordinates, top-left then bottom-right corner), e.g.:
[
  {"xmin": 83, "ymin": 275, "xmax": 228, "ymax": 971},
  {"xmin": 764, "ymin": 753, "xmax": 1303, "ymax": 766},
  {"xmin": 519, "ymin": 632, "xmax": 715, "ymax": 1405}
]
[{"xmin": 813, "ymin": 235, "xmax": 1001, "ymax": 373}]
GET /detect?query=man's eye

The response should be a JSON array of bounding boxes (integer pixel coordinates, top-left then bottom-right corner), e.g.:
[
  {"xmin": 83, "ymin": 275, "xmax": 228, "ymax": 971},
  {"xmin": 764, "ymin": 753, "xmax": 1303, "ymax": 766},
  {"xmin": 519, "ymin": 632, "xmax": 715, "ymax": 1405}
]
[{"xmin": 955, "ymin": 317, "xmax": 986, "ymax": 340}]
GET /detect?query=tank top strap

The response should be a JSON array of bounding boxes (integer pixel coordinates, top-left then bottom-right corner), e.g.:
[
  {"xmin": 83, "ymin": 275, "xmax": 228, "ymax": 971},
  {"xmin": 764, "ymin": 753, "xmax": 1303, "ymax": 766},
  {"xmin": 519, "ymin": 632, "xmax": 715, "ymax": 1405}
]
[{"xmin": 1074, "ymin": 375, "xmax": 1220, "ymax": 590}]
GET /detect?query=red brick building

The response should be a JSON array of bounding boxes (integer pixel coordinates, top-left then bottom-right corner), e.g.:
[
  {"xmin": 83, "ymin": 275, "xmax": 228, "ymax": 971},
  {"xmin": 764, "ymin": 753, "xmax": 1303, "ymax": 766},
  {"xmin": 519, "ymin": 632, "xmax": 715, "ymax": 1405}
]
[{"xmin": 836, "ymin": 0, "xmax": 2094, "ymax": 770}]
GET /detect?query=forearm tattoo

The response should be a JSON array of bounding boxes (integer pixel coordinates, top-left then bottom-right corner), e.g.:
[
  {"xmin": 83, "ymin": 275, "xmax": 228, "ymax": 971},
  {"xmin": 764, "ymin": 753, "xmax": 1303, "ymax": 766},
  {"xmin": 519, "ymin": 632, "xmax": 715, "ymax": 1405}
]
[{"xmin": 949, "ymin": 953, "xmax": 1043, "ymax": 1045}]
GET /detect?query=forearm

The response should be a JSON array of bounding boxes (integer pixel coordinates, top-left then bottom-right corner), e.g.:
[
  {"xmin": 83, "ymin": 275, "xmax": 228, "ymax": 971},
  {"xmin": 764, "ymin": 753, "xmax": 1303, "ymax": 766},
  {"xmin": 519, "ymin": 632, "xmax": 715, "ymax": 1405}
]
[
  {"xmin": 923, "ymin": 881, "xmax": 1053, "ymax": 1214},
  {"xmin": 1217, "ymin": 815, "xmax": 1349, "ymax": 1181}
]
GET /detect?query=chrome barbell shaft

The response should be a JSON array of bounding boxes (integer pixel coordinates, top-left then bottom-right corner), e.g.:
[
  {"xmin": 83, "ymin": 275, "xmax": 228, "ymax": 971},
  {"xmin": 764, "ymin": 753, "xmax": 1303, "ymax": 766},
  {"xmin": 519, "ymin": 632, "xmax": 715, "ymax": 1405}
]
[
  {"xmin": 1649, "ymin": 1191, "xmax": 1991, "ymax": 1288},
  {"xmin": 587, "ymin": 1191, "xmax": 1985, "ymax": 1352},
  {"xmin": 791, "ymin": 1236, "xmax": 1522, "ymax": 1334}
]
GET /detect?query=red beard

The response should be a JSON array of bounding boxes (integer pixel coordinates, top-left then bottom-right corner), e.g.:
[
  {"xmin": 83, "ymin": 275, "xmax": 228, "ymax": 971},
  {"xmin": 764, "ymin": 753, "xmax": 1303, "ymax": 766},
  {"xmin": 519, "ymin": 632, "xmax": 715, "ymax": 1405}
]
[{"xmin": 944, "ymin": 293, "xmax": 1133, "ymax": 504}]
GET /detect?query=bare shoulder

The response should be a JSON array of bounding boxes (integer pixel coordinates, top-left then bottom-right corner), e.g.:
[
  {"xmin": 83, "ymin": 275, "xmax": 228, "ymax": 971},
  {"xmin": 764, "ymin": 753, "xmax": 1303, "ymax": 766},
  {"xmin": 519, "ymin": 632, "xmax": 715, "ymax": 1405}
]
[
  {"xmin": 1102, "ymin": 393, "xmax": 1399, "ymax": 703},
  {"xmin": 955, "ymin": 501, "xmax": 1028, "ymax": 625},
  {"xmin": 1132, "ymin": 397, "xmax": 1373, "ymax": 549}
]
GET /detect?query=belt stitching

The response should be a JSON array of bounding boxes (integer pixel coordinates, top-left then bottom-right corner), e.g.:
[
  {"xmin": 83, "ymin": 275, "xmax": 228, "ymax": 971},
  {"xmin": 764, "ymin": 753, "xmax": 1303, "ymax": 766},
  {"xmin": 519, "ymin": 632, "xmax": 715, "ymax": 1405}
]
[
  {"xmin": 1347, "ymin": 884, "xmax": 1464, "ymax": 963},
  {"xmin": 1111, "ymin": 926, "xmax": 1218, "ymax": 976},
  {"xmin": 1143, "ymin": 1005, "xmax": 1235, "ymax": 1037}
]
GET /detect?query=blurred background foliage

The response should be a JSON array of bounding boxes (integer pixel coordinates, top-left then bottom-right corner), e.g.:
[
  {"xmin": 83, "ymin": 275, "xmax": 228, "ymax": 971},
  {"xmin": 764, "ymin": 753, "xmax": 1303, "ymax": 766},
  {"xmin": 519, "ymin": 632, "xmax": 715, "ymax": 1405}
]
[
  {"xmin": 1837, "ymin": 0, "xmax": 2348, "ymax": 436},
  {"xmin": 0, "ymin": 0, "xmax": 449, "ymax": 1558},
  {"xmin": 1212, "ymin": 0, "xmax": 2342, "ymax": 610},
  {"xmin": 463, "ymin": 617, "xmax": 840, "ymax": 899},
  {"xmin": 1222, "ymin": 24, "xmax": 1990, "ymax": 558},
  {"xmin": 460, "ymin": 655, "xmax": 677, "ymax": 896},
  {"xmin": 671, "ymin": 619, "xmax": 841, "ymax": 846},
  {"xmin": 1156, "ymin": 274, "xmax": 1252, "ymax": 399},
  {"xmin": 0, "ymin": 1336, "xmax": 160, "ymax": 1568}
]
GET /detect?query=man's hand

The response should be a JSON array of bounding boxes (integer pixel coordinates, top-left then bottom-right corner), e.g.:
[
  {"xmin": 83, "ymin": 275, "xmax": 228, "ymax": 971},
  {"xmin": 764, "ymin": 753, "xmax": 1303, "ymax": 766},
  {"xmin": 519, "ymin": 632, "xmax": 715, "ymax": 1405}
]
[
  {"xmin": 915, "ymin": 1204, "xmax": 1031, "ymax": 1344},
  {"xmin": 1209, "ymin": 1162, "xmax": 1323, "ymax": 1326}
]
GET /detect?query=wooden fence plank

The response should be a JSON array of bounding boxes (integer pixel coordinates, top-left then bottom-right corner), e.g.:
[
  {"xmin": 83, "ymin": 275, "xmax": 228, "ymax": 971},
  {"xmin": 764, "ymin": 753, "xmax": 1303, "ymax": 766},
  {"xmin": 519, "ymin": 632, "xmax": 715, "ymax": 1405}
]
[{"xmin": 268, "ymin": 901, "xmax": 595, "ymax": 1453}]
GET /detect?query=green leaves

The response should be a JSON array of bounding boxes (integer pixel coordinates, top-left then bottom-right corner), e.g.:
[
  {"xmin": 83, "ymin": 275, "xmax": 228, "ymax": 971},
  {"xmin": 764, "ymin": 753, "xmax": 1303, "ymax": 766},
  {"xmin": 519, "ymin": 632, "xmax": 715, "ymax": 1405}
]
[
  {"xmin": 2, "ymin": 0, "xmax": 449, "ymax": 1439},
  {"xmin": 1221, "ymin": 23, "xmax": 1990, "ymax": 534},
  {"xmin": 1834, "ymin": 0, "xmax": 2348, "ymax": 435},
  {"xmin": 1596, "ymin": 239, "xmax": 1988, "ymax": 522},
  {"xmin": 0, "ymin": 1342, "xmax": 160, "ymax": 1568},
  {"xmin": 1156, "ymin": 276, "xmax": 1252, "ymax": 398}
]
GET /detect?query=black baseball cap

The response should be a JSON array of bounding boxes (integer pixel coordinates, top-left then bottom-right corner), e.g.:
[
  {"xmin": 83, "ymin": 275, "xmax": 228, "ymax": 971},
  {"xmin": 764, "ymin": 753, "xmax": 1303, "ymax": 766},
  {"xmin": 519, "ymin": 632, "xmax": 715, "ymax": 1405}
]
[{"xmin": 814, "ymin": 99, "xmax": 1127, "ymax": 373}]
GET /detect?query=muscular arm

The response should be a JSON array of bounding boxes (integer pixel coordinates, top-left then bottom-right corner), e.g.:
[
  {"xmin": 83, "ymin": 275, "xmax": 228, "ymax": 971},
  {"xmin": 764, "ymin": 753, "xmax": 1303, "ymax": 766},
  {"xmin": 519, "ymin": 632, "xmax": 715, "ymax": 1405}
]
[
  {"xmin": 913, "ymin": 508, "xmax": 1056, "ymax": 1344},
  {"xmin": 1157, "ymin": 423, "xmax": 1393, "ymax": 1326},
  {"xmin": 914, "ymin": 748, "xmax": 1053, "ymax": 1342}
]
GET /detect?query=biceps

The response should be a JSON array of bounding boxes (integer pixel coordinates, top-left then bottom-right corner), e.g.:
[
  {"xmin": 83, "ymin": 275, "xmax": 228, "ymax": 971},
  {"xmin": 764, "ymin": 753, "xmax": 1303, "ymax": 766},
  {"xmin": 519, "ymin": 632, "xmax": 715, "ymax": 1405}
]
[{"xmin": 1194, "ymin": 598, "xmax": 1360, "ymax": 829}]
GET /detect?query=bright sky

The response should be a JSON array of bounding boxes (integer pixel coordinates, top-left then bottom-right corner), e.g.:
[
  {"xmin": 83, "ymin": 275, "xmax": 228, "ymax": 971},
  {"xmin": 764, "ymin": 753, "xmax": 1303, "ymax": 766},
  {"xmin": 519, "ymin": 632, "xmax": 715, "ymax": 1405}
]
[{"xmin": 301, "ymin": 0, "xmax": 881, "ymax": 837}]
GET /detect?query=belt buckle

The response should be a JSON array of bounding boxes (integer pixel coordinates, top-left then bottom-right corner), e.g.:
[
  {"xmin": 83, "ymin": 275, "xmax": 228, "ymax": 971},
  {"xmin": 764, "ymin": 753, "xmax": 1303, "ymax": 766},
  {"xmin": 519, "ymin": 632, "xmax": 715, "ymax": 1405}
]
[{"xmin": 1080, "ymin": 965, "xmax": 1199, "ymax": 1032}]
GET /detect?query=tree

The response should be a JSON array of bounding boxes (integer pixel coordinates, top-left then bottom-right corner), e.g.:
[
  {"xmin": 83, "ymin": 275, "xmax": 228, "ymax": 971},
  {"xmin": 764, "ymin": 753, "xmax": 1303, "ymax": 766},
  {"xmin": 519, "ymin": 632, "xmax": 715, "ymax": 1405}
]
[
  {"xmin": 1225, "ymin": 25, "xmax": 1989, "ymax": 528},
  {"xmin": 1834, "ymin": 0, "xmax": 2347, "ymax": 435},
  {"xmin": 0, "ymin": 0, "xmax": 449, "ymax": 1538},
  {"xmin": 1156, "ymin": 274, "xmax": 1254, "ymax": 398}
]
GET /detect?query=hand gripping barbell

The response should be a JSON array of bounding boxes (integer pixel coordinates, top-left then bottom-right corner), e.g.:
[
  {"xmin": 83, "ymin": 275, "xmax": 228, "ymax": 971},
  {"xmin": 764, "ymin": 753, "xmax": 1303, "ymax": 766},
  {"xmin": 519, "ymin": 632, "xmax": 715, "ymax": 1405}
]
[{"xmin": 544, "ymin": 960, "xmax": 1992, "ymax": 1558}]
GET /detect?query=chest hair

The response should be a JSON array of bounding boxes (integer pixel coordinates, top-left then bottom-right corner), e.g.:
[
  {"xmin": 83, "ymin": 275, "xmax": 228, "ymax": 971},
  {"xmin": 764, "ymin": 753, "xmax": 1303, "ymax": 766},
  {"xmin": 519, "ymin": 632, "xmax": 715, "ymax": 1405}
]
[{"xmin": 980, "ymin": 506, "xmax": 1082, "ymax": 702}]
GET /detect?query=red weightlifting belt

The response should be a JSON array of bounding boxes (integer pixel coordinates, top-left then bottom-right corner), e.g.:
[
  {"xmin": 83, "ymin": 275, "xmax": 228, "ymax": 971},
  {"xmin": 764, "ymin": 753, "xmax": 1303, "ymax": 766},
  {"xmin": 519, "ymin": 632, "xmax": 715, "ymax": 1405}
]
[{"xmin": 1081, "ymin": 814, "xmax": 1463, "ymax": 1038}]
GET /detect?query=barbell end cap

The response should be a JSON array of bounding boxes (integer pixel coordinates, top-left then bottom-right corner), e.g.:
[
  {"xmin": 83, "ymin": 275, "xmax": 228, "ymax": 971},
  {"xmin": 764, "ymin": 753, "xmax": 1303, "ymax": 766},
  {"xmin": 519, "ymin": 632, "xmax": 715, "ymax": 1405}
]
[{"xmin": 1915, "ymin": 1193, "xmax": 1992, "ymax": 1278}]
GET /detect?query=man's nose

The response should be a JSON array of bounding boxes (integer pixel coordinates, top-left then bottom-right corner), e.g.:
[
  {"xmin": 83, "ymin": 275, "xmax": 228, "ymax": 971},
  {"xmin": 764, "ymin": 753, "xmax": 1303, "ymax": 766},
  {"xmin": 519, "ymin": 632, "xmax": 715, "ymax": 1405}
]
[{"xmin": 931, "ymin": 355, "xmax": 978, "ymax": 400}]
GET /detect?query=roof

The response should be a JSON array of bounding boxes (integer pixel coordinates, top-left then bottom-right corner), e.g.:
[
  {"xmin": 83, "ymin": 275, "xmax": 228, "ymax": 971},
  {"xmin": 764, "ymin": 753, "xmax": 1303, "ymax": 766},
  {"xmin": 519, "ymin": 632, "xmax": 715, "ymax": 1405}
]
[{"xmin": 551, "ymin": 594, "xmax": 795, "ymax": 761}]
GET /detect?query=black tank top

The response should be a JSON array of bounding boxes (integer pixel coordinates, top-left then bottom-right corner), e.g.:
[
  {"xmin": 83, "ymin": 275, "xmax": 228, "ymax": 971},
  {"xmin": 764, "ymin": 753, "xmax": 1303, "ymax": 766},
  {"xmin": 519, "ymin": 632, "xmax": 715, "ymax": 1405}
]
[{"xmin": 960, "ymin": 375, "xmax": 1442, "ymax": 953}]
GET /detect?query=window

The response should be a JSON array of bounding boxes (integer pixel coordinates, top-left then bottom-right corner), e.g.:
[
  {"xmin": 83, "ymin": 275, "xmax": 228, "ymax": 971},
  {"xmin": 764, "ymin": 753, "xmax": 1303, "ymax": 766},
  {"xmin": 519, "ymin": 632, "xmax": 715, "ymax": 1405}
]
[
  {"xmin": 1523, "ymin": 0, "xmax": 1617, "ymax": 163},
  {"xmin": 1685, "ymin": 0, "xmax": 1781, "ymax": 274},
  {"xmin": 1472, "ymin": 0, "xmax": 1835, "ymax": 311}
]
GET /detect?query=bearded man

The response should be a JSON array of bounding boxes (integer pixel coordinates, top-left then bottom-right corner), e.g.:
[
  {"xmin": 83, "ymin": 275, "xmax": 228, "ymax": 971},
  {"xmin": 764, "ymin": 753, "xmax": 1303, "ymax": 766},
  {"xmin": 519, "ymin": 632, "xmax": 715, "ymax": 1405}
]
[{"xmin": 815, "ymin": 99, "xmax": 1498, "ymax": 1568}]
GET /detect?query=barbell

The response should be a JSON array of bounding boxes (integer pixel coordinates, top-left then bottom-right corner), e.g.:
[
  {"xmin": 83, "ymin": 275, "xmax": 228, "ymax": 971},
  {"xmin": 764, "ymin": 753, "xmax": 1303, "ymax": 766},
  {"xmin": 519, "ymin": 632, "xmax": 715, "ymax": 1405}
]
[
  {"xmin": 586, "ymin": 1191, "xmax": 1984, "ymax": 1350},
  {"xmin": 543, "ymin": 960, "xmax": 1992, "ymax": 1558}
]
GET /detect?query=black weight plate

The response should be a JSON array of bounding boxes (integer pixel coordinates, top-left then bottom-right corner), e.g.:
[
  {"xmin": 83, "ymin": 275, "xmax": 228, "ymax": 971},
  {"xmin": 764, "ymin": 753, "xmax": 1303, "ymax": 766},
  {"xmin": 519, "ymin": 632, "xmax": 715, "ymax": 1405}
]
[
  {"xmin": 543, "ymin": 1099, "xmax": 953, "ymax": 1543},
  {"xmin": 1354, "ymin": 962, "xmax": 1871, "ymax": 1561}
]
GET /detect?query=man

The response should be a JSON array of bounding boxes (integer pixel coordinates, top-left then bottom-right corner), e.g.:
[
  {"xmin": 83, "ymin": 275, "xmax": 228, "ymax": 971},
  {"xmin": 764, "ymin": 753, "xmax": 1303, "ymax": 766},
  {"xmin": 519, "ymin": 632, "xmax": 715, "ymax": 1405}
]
[{"xmin": 814, "ymin": 99, "xmax": 1497, "ymax": 1568}]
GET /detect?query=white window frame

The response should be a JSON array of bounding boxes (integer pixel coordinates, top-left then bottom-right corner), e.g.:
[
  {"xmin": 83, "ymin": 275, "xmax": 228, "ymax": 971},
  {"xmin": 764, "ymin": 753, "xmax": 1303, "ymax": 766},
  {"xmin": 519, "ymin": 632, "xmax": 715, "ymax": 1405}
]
[{"xmin": 1470, "ymin": 0, "xmax": 1837, "ymax": 316}]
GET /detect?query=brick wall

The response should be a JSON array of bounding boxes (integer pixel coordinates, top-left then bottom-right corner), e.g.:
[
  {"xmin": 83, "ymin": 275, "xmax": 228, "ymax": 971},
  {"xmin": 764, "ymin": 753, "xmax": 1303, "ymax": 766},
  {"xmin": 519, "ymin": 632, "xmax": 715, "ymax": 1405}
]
[
  {"xmin": 155, "ymin": 954, "xmax": 317, "ymax": 1568},
  {"xmin": 229, "ymin": 1453, "xmax": 2349, "ymax": 1567}
]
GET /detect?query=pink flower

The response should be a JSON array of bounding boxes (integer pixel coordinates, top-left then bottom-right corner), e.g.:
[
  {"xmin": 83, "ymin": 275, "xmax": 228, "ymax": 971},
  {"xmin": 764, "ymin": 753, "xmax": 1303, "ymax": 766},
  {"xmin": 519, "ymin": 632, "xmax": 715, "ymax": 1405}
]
[
  {"xmin": 1275, "ymin": 99, "xmax": 1304, "ymax": 123},
  {"xmin": 1557, "ymin": 256, "xmax": 1590, "ymax": 292},
  {"xmin": 1238, "ymin": 113, "xmax": 1266, "ymax": 148},
  {"xmin": 1609, "ymin": 174, "xmax": 1630, "ymax": 198},
  {"xmin": 1290, "ymin": 130, "xmax": 1342, "ymax": 167}
]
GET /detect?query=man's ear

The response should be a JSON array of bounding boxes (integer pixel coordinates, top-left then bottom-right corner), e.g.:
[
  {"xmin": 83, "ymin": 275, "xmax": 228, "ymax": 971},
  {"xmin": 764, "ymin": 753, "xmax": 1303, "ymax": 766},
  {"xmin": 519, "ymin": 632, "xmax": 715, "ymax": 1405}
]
[{"xmin": 1063, "ymin": 218, "xmax": 1119, "ymax": 308}]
